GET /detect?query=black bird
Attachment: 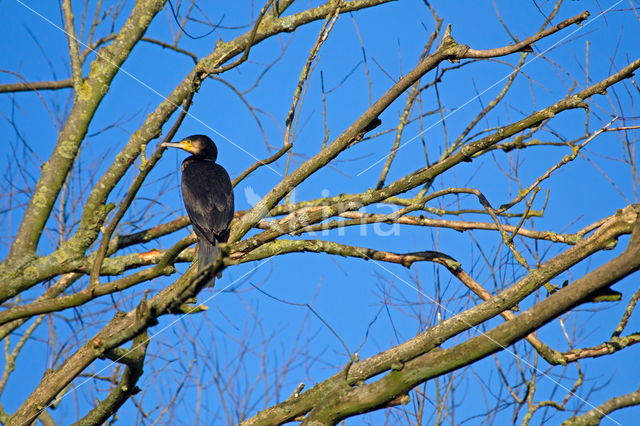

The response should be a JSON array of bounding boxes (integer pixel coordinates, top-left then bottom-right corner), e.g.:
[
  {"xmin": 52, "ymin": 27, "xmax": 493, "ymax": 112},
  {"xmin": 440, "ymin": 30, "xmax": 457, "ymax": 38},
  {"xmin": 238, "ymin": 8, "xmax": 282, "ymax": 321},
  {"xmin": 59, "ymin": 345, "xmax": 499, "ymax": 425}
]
[{"xmin": 162, "ymin": 135, "xmax": 234, "ymax": 287}]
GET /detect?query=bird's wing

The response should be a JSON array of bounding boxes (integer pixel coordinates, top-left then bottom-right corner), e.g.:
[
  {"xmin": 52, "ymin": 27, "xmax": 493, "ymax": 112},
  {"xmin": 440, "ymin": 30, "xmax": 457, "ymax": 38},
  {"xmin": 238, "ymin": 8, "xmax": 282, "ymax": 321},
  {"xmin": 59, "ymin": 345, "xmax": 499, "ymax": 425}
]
[{"xmin": 181, "ymin": 160, "xmax": 235, "ymax": 244}]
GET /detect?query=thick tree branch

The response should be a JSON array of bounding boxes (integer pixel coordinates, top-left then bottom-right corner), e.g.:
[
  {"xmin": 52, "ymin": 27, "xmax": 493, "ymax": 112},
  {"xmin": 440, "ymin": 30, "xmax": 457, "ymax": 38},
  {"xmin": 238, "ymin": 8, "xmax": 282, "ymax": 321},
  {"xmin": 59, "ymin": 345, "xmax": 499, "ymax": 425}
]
[
  {"xmin": 0, "ymin": 78, "xmax": 73, "ymax": 93},
  {"xmin": 562, "ymin": 387, "xmax": 640, "ymax": 425},
  {"xmin": 73, "ymin": 332, "xmax": 150, "ymax": 425},
  {"xmin": 3, "ymin": 0, "xmax": 167, "ymax": 270},
  {"xmin": 232, "ymin": 57, "xmax": 640, "ymax": 254},
  {"xmin": 67, "ymin": 0, "xmax": 393, "ymax": 273},
  {"xmin": 0, "ymin": 0, "xmax": 393, "ymax": 303},
  {"xmin": 240, "ymin": 205, "xmax": 640, "ymax": 425},
  {"xmin": 231, "ymin": 239, "xmax": 461, "ymax": 270},
  {"xmin": 299, "ymin": 208, "xmax": 640, "ymax": 423},
  {"xmin": 0, "ymin": 236, "xmax": 193, "ymax": 326},
  {"xmin": 5, "ymin": 260, "xmax": 204, "ymax": 425},
  {"xmin": 88, "ymin": 92, "xmax": 194, "ymax": 288},
  {"xmin": 461, "ymin": 11, "xmax": 590, "ymax": 58}
]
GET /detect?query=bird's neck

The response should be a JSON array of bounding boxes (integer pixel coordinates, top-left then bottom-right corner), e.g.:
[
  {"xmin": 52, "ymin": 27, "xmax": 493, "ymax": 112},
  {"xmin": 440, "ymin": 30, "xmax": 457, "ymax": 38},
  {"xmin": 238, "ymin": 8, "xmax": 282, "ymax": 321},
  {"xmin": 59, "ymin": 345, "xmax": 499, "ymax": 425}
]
[{"xmin": 184, "ymin": 155, "xmax": 215, "ymax": 163}]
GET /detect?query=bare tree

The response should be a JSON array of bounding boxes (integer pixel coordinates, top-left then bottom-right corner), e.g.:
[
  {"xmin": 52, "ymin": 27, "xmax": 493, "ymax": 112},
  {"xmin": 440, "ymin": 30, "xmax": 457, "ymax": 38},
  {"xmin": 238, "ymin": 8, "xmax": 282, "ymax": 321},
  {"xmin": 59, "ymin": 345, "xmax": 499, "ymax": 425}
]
[{"xmin": 1, "ymin": 0, "xmax": 639, "ymax": 424}]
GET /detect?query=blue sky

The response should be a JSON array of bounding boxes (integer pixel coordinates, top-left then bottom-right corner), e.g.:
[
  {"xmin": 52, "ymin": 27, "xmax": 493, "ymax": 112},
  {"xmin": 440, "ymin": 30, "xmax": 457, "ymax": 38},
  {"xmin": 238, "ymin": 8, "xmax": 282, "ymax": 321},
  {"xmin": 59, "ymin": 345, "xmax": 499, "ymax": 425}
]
[{"xmin": 1, "ymin": 0, "xmax": 639, "ymax": 424}]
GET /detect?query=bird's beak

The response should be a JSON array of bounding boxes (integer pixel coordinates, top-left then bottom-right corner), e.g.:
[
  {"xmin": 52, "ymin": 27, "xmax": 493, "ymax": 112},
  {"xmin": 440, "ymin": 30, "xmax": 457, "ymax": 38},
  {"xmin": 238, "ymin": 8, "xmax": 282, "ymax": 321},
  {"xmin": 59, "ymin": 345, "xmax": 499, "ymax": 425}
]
[{"xmin": 161, "ymin": 140, "xmax": 194, "ymax": 153}]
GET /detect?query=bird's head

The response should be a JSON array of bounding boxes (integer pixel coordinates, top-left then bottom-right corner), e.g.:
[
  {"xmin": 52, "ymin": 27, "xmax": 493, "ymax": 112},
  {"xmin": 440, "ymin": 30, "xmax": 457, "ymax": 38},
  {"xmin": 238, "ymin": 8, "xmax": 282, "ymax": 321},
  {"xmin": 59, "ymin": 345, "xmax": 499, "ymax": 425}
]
[{"xmin": 162, "ymin": 134, "xmax": 218, "ymax": 161}]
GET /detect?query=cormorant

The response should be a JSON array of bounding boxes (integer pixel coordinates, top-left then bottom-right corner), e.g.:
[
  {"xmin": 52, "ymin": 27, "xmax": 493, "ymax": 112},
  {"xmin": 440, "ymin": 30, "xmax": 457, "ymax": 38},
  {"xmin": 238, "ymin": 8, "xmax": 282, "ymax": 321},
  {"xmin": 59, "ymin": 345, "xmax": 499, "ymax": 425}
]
[{"xmin": 162, "ymin": 135, "xmax": 234, "ymax": 287}]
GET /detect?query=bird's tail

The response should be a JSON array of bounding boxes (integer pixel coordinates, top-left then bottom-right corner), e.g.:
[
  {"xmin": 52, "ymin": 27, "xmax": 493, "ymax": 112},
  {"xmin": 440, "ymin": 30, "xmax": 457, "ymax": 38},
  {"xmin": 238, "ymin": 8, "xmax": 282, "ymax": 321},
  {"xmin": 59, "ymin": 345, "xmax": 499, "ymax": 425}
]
[{"xmin": 198, "ymin": 239, "xmax": 219, "ymax": 288}]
